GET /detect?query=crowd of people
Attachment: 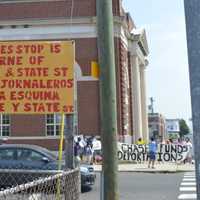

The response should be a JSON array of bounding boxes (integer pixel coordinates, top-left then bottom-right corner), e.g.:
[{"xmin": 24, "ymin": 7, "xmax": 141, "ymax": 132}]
[
  {"xmin": 136, "ymin": 136, "xmax": 194, "ymax": 168},
  {"xmin": 74, "ymin": 136, "xmax": 102, "ymax": 165},
  {"xmin": 165, "ymin": 137, "xmax": 193, "ymax": 164},
  {"xmin": 73, "ymin": 135, "xmax": 193, "ymax": 168}
]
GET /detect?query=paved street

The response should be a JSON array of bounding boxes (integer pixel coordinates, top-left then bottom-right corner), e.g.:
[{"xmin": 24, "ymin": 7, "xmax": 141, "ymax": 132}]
[
  {"xmin": 178, "ymin": 172, "xmax": 196, "ymax": 199},
  {"xmin": 81, "ymin": 172, "xmax": 184, "ymax": 200}
]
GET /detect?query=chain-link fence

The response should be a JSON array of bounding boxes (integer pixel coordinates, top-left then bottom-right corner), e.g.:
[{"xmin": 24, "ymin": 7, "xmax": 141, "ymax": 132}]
[{"xmin": 0, "ymin": 169, "xmax": 80, "ymax": 200}]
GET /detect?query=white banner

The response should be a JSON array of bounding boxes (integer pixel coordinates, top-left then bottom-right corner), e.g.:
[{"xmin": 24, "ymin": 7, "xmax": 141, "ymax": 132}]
[{"xmin": 118, "ymin": 143, "xmax": 189, "ymax": 162}]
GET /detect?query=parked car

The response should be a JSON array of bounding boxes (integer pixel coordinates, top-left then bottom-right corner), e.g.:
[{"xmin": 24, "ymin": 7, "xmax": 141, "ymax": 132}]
[{"xmin": 0, "ymin": 144, "xmax": 95, "ymax": 188}]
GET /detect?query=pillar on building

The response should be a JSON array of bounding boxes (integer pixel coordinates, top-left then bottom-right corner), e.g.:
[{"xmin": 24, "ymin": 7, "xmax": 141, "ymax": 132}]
[
  {"xmin": 140, "ymin": 60, "xmax": 149, "ymax": 143},
  {"xmin": 131, "ymin": 55, "xmax": 143, "ymax": 142},
  {"xmin": 129, "ymin": 29, "xmax": 149, "ymax": 144}
]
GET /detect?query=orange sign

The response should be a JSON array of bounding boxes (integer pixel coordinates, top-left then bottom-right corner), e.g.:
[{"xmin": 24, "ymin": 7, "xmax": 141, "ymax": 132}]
[{"xmin": 0, "ymin": 40, "xmax": 74, "ymax": 114}]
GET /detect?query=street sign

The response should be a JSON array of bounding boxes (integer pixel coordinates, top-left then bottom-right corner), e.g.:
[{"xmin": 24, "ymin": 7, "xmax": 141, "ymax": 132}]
[{"xmin": 0, "ymin": 40, "xmax": 74, "ymax": 114}]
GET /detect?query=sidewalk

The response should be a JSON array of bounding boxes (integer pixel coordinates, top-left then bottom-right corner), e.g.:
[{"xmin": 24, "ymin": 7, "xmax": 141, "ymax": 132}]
[{"xmin": 93, "ymin": 162, "xmax": 195, "ymax": 173}]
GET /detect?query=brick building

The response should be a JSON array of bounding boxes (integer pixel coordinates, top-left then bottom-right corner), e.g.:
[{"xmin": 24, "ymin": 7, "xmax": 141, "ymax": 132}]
[
  {"xmin": 166, "ymin": 119, "xmax": 180, "ymax": 139},
  {"xmin": 148, "ymin": 113, "xmax": 166, "ymax": 142},
  {"xmin": 0, "ymin": 0, "xmax": 149, "ymax": 150}
]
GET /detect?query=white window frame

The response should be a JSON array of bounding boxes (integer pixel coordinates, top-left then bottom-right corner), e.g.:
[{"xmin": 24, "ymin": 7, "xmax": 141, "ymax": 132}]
[
  {"xmin": 0, "ymin": 114, "xmax": 10, "ymax": 137},
  {"xmin": 46, "ymin": 114, "xmax": 63, "ymax": 136}
]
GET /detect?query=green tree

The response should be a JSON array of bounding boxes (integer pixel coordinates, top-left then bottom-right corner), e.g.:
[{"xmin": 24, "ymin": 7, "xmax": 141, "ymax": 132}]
[{"xmin": 179, "ymin": 119, "xmax": 190, "ymax": 138}]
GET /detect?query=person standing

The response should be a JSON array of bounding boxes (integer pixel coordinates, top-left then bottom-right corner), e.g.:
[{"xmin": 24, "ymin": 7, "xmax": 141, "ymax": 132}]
[
  {"xmin": 136, "ymin": 137, "xmax": 145, "ymax": 145},
  {"xmin": 136, "ymin": 138, "xmax": 145, "ymax": 163},
  {"xmin": 74, "ymin": 142, "xmax": 81, "ymax": 166},
  {"xmin": 77, "ymin": 137, "xmax": 86, "ymax": 161},
  {"xmin": 185, "ymin": 137, "xmax": 193, "ymax": 164},
  {"xmin": 148, "ymin": 137, "xmax": 157, "ymax": 169},
  {"xmin": 83, "ymin": 142, "xmax": 93, "ymax": 164}
]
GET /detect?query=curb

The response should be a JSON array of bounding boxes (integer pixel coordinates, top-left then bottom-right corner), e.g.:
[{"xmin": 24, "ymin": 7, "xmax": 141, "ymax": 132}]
[
  {"xmin": 93, "ymin": 164, "xmax": 195, "ymax": 174},
  {"xmin": 94, "ymin": 170, "xmax": 194, "ymax": 173},
  {"xmin": 94, "ymin": 167, "xmax": 195, "ymax": 174}
]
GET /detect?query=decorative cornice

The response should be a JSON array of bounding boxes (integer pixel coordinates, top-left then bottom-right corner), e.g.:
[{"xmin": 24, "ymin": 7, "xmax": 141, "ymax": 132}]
[
  {"xmin": 0, "ymin": 24, "xmax": 97, "ymax": 40},
  {"xmin": 3, "ymin": 136, "xmax": 60, "ymax": 139},
  {"xmin": 0, "ymin": 16, "xmax": 148, "ymax": 57},
  {"xmin": 0, "ymin": 0, "xmax": 62, "ymax": 4},
  {"xmin": 0, "ymin": 16, "xmax": 130, "ymax": 49},
  {"xmin": 0, "ymin": 16, "xmax": 97, "ymax": 26},
  {"xmin": 132, "ymin": 28, "xmax": 149, "ymax": 56},
  {"xmin": 145, "ymin": 59, "xmax": 149, "ymax": 66},
  {"xmin": 128, "ymin": 40, "xmax": 146, "ymax": 66}
]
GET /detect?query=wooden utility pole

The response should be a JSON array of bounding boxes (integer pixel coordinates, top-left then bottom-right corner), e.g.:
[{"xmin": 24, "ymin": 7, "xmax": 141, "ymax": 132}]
[
  {"xmin": 96, "ymin": 0, "xmax": 119, "ymax": 200},
  {"xmin": 184, "ymin": 1, "xmax": 200, "ymax": 199}
]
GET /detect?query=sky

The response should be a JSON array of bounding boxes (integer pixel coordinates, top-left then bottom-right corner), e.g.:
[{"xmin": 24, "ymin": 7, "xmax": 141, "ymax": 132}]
[{"xmin": 122, "ymin": 0, "xmax": 192, "ymax": 121}]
